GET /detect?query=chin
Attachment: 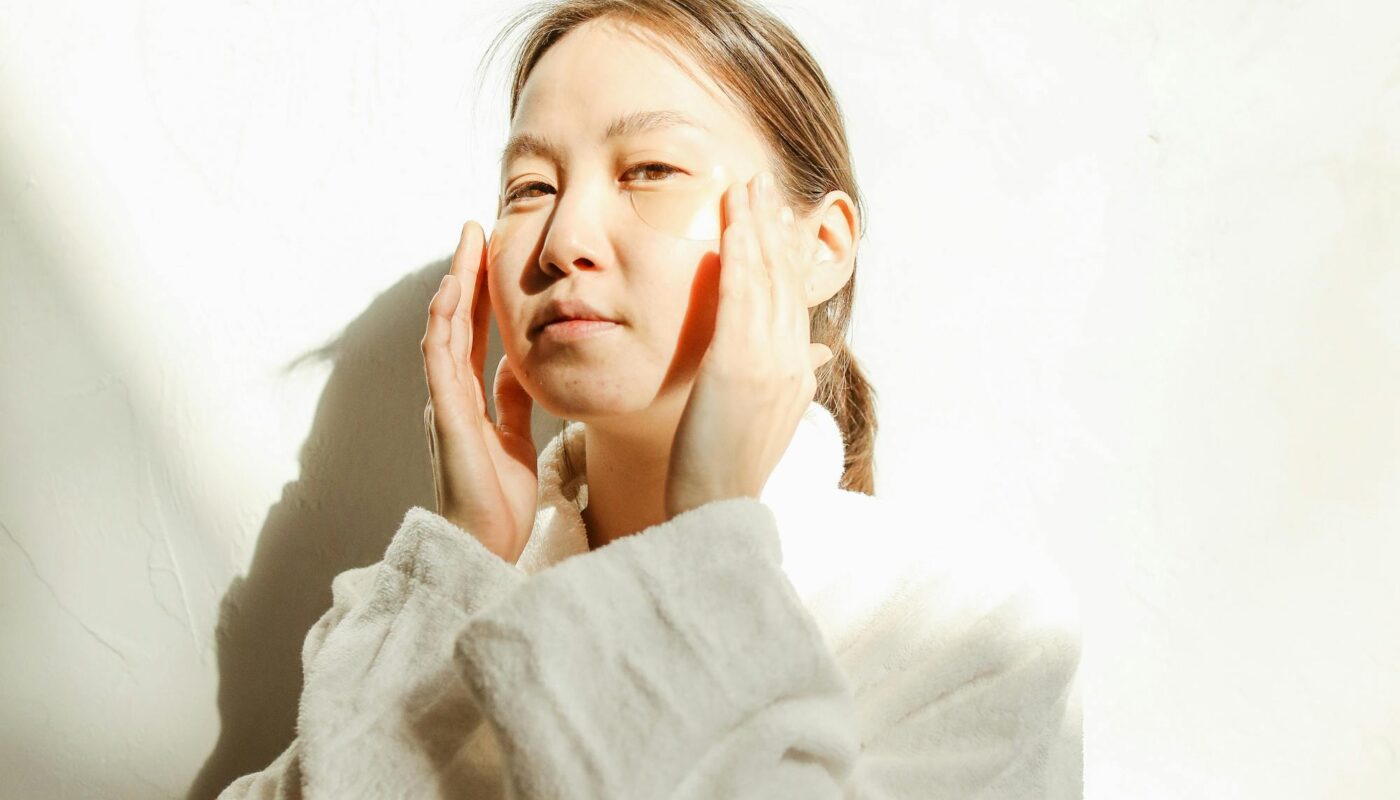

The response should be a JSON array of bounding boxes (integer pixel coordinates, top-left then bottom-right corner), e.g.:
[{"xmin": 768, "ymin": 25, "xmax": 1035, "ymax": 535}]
[
  {"xmin": 525, "ymin": 370, "xmax": 657, "ymax": 421},
  {"xmin": 523, "ymin": 365, "xmax": 692, "ymax": 430}
]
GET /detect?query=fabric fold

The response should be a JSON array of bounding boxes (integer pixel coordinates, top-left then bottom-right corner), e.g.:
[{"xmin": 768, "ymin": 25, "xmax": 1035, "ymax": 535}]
[
  {"xmin": 219, "ymin": 506, "xmax": 529, "ymax": 799},
  {"xmin": 453, "ymin": 496, "xmax": 861, "ymax": 800}
]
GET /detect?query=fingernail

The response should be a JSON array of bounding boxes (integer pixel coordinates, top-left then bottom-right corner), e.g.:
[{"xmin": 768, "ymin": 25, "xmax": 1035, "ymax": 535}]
[
  {"xmin": 781, "ymin": 206, "xmax": 794, "ymax": 225},
  {"xmin": 759, "ymin": 171, "xmax": 773, "ymax": 190}
]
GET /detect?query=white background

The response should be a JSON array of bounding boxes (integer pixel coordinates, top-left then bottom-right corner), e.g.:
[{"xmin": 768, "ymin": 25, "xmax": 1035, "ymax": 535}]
[{"xmin": 2, "ymin": 0, "xmax": 1397, "ymax": 797}]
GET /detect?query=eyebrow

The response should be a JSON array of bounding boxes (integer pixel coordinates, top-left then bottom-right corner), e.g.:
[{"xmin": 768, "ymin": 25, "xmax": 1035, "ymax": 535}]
[{"xmin": 498, "ymin": 109, "xmax": 707, "ymax": 170}]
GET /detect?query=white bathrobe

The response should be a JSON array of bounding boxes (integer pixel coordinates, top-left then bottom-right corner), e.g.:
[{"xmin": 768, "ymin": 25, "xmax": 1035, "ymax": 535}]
[{"xmin": 218, "ymin": 401, "xmax": 1082, "ymax": 799}]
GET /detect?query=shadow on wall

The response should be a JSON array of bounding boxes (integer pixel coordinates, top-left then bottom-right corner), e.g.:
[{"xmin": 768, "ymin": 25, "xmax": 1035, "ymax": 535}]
[{"xmin": 186, "ymin": 262, "xmax": 545, "ymax": 800}]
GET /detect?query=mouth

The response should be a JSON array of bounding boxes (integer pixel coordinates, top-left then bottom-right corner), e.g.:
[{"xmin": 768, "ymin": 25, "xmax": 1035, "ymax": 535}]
[
  {"xmin": 532, "ymin": 314, "xmax": 619, "ymax": 335},
  {"xmin": 536, "ymin": 318, "xmax": 622, "ymax": 342},
  {"xmin": 531, "ymin": 298, "xmax": 623, "ymax": 336}
]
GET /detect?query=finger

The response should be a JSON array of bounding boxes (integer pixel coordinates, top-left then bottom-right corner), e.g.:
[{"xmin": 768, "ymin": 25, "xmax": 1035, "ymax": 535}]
[
  {"xmin": 741, "ymin": 176, "xmax": 772, "ymax": 305},
  {"xmin": 423, "ymin": 276, "xmax": 473, "ymax": 422},
  {"xmin": 809, "ymin": 342, "xmax": 834, "ymax": 371},
  {"xmin": 492, "ymin": 354, "xmax": 534, "ymax": 442},
  {"xmin": 470, "ymin": 227, "xmax": 491, "ymax": 386},
  {"xmin": 781, "ymin": 204, "xmax": 809, "ymax": 317},
  {"xmin": 739, "ymin": 180, "xmax": 772, "ymax": 334},
  {"xmin": 775, "ymin": 200, "xmax": 819, "ymax": 361},
  {"xmin": 448, "ymin": 222, "xmax": 484, "ymax": 374},
  {"xmin": 740, "ymin": 177, "xmax": 773, "ymax": 341},
  {"xmin": 780, "ymin": 204, "xmax": 802, "ymax": 288},
  {"xmin": 716, "ymin": 183, "xmax": 754, "ymax": 350},
  {"xmin": 749, "ymin": 172, "xmax": 795, "ymax": 334}
]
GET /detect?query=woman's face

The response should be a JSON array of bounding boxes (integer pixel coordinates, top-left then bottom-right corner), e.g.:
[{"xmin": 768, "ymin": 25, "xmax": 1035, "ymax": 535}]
[{"xmin": 487, "ymin": 17, "xmax": 775, "ymax": 425}]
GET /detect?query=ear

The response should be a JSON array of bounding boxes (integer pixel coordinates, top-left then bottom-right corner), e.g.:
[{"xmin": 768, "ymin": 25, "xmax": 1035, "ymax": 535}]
[{"xmin": 797, "ymin": 190, "xmax": 859, "ymax": 307}]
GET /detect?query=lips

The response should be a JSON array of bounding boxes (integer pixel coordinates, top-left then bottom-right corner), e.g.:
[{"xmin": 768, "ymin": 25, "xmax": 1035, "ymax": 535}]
[{"xmin": 532, "ymin": 298, "xmax": 621, "ymax": 335}]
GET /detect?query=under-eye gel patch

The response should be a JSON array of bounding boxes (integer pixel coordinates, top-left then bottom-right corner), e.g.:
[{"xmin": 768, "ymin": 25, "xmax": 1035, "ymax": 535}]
[{"xmin": 628, "ymin": 160, "xmax": 732, "ymax": 241}]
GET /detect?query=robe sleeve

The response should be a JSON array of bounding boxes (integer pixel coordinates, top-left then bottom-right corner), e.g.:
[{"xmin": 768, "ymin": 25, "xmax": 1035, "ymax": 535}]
[
  {"xmin": 452, "ymin": 496, "xmax": 1083, "ymax": 800},
  {"xmin": 217, "ymin": 506, "xmax": 527, "ymax": 799}
]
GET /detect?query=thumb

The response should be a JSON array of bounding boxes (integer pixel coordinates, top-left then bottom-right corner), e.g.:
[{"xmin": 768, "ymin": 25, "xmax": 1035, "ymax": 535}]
[
  {"xmin": 493, "ymin": 354, "xmax": 534, "ymax": 439},
  {"xmin": 810, "ymin": 343, "xmax": 835, "ymax": 371}
]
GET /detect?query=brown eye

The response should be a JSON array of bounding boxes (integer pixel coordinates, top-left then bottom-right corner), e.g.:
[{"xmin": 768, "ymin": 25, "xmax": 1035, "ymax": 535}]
[
  {"xmin": 622, "ymin": 162, "xmax": 681, "ymax": 182},
  {"xmin": 505, "ymin": 182, "xmax": 555, "ymax": 203}
]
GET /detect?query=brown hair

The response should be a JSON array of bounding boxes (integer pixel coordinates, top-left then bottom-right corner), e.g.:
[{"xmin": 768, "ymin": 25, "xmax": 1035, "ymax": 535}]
[{"xmin": 480, "ymin": 0, "xmax": 879, "ymax": 494}]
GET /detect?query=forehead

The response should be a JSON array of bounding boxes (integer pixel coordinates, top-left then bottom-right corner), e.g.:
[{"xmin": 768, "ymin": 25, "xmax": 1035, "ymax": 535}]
[{"xmin": 504, "ymin": 18, "xmax": 767, "ymax": 166}]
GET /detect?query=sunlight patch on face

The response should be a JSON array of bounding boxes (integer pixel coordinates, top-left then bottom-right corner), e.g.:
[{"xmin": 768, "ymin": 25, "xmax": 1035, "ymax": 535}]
[{"xmin": 629, "ymin": 160, "xmax": 732, "ymax": 241}]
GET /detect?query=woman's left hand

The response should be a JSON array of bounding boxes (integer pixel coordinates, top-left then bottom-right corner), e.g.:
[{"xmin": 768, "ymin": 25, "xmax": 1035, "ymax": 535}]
[{"xmin": 664, "ymin": 170, "xmax": 835, "ymax": 520}]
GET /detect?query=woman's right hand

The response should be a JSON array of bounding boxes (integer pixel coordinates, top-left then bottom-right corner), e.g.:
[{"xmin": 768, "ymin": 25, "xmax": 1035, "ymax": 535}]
[{"xmin": 421, "ymin": 221, "xmax": 538, "ymax": 565}]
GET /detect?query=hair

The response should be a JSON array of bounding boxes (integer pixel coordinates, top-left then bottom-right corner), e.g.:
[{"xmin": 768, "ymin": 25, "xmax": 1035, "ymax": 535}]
[{"xmin": 478, "ymin": 0, "xmax": 879, "ymax": 495}]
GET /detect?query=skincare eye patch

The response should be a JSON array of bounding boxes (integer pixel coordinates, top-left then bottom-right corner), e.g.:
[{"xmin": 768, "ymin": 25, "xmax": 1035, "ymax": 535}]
[
  {"xmin": 627, "ymin": 161, "xmax": 732, "ymax": 241},
  {"xmin": 488, "ymin": 160, "xmax": 734, "ymax": 266}
]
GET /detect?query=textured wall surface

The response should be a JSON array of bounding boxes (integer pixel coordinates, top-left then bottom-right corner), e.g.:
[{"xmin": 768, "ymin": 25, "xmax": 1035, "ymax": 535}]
[{"xmin": 1, "ymin": 0, "xmax": 1396, "ymax": 798}]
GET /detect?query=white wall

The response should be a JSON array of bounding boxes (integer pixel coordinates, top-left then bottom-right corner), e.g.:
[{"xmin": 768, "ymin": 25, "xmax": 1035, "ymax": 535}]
[{"xmin": 1, "ymin": 0, "xmax": 1395, "ymax": 797}]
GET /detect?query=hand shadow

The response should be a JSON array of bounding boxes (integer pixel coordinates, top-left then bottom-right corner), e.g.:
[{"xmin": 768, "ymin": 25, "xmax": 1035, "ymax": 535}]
[{"xmin": 185, "ymin": 261, "xmax": 550, "ymax": 800}]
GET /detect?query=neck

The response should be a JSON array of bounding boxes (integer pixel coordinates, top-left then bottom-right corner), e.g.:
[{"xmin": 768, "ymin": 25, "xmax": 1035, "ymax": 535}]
[{"xmin": 578, "ymin": 419, "xmax": 674, "ymax": 550}]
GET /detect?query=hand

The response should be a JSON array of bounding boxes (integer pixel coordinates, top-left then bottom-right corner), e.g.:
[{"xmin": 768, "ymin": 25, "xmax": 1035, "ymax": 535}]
[
  {"xmin": 421, "ymin": 221, "xmax": 538, "ymax": 565},
  {"xmin": 664, "ymin": 171, "xmax": 834, "ymax": 519}
]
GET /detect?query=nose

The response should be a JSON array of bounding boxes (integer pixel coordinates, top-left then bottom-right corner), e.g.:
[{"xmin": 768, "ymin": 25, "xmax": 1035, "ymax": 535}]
[{"xmin": 537, "ymin": 180, "xmax": 611, "ymax": 279}]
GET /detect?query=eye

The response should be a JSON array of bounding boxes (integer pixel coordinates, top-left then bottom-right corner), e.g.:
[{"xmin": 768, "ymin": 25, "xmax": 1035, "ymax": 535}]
[
  {"xmin": 502, "ymin": 162, "xmax": 682, "ymax": 205},
  {"xmin": 504, "ymin": 181, "xmax": 555, "ymax": 204},
  {"xmin": 622, "ymin": 162, "xmax": 682, "ymax": 183}
]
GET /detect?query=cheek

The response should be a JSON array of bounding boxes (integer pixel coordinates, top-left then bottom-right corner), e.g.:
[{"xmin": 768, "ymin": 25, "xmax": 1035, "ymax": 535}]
[
  {"xmin": 486, "ymin": 217, "xmax": 526, "ymax": 269},
  {"xmin": 485, "ymin": 272, "xmax": 525, "ymax": 344},
  {"xmin": 666, "ymin": 248, "xmax": 723, "ymax": 367}
]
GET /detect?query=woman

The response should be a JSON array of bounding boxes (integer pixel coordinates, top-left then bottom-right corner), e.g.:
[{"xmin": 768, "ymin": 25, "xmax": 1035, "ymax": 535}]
[{"xmin": 219, "ymin": 1, "xmax": 1082, "ymax": 797}]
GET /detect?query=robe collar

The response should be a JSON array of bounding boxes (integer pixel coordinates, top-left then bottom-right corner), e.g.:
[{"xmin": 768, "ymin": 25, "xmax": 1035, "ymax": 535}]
[{"xmin": 515, "ymin": 401, "xmax": 848, "ymax": 575}]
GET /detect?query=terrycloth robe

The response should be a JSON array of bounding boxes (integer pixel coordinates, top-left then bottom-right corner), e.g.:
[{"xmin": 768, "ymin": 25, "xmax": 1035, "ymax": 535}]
[{"xmin": 218, "ymin": 401, "xmax": 1082, "ymax": 799}]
